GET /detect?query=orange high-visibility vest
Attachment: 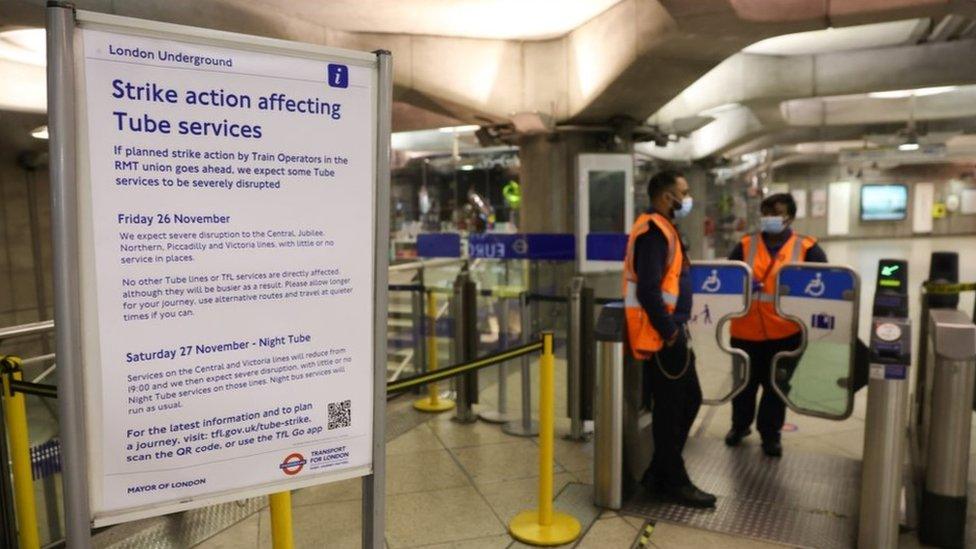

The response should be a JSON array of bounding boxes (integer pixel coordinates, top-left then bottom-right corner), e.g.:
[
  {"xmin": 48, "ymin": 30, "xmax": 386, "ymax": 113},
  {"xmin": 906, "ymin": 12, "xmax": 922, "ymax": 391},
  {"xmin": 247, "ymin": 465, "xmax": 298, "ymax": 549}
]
[
  {"xmin": 622, "ymin": 213, "xmax": 684, "ymax": 359},
  {"xmin": 730, "ymin": 232, "xmax": 817, "ymax": 341}
]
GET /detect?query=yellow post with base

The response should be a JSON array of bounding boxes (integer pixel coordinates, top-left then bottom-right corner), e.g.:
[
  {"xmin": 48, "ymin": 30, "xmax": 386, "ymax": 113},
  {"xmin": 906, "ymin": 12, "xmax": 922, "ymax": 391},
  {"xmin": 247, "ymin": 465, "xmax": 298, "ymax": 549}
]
[
  {"xmin": 269, "ymin": 491, "xmax": 294, "ymax": 549},
  {"xmin": 413, "ymin": 290, "xmax": 455, "ymax": 412},
  {"xmin": 2, "ymin": 356, "xmax": 41, "ymax": 549},
  {"xmin": 508, "ymin": 333, "xmax": 581, "ymax": 546}
]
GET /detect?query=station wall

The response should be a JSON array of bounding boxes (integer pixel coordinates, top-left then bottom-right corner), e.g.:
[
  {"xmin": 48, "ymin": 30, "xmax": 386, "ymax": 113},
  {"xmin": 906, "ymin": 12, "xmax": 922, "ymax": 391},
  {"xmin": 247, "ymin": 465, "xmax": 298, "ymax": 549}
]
[
  {"xmin": 0, "ymin": 156, "xmax": 52, "ymax": 360},
  {"xmin": 773, "ymin": 163, "xmax": 976, "ymax": 240}
]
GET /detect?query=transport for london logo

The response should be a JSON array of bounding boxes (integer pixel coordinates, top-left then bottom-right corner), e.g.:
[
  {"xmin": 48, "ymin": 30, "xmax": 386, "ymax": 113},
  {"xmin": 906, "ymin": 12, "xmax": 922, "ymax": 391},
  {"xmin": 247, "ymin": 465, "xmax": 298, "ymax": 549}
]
[{"xmin": 280, "ymin": 452, "xmax": 307, "ymax": 475}]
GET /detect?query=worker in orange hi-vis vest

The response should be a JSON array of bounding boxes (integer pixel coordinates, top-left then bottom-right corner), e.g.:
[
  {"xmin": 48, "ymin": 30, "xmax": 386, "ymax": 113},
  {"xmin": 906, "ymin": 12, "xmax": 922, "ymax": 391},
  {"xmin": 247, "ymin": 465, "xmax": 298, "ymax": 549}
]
[
  {"xmin": 622, "ymin": 170, "xmax": 716, "ymax": 509},
  {"xmin": 725, "ymin": 193, "xmax": 828, "ymax": 457}
]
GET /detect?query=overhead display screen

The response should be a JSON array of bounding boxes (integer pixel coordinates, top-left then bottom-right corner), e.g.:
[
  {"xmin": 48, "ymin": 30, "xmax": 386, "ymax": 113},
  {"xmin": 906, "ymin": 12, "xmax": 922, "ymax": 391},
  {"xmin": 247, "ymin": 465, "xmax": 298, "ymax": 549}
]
[{"xmin": 860, "ymin": 184, "xmax": 908, "ymax": 221}]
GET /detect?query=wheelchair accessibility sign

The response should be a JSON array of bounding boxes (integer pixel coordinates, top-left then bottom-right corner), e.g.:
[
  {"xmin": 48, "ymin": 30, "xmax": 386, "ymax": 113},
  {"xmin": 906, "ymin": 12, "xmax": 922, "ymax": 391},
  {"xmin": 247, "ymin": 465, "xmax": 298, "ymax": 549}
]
[
  {"xmin": 804, "ymin": 273, "xmax": 826, "ymax": 297},
  {"xmin": 777, "ymin": 265, "xmax": 856, "ymax": 303},
  {"xmin": 691, "ymin": 264, "xmax": 748, "ymax": 296},
  {"xmin": 700, "ymin": 270, "xmax": 722, "ymax": 293}
]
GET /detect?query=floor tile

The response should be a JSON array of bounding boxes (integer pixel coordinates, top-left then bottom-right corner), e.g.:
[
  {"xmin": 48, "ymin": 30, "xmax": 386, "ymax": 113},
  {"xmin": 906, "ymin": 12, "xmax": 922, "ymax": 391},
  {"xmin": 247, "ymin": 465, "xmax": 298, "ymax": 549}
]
[
  {"xmin": 552, "ymin": 436, "xmax": 594, "ymax": 473},
  {"xmin": 195, "ymin": 512, "xmax": 259, "ymax": 549},
  {"xmin": 258, "ymin": 498, "xmax": 363, "ymax": 549},
  {"xmin": 413, "ymin": 534, "xmax": 512, "ymax": 549},
  {"xmin": 428, "ymin": 415, "xmax": 516, "ymax": 449},
  {"xmin": 387, "ymin": 449, "xmax": 471, "ymax": 495},
  {"xmin": 812, "ymin": 426, "xmax": 865, "ymax": 459},
  {"xmin": 453, "ymin": 440, "xmax": 562, "ymax": 485},
  {"xmin": 571, "ymin": 467, "xmax": 594, "ymax": 485},
  {"xmin": 576, "ymin": 516, "xmax": 637, "ymax": 549},
  {"xmin": 386, "ymin": 486, "xmax": 505, "ymax": 548},
  {"xmin": 292, "ymin": 476, "xmax": 361, "ymax": 507},
  {"xmin": 781, "ymin": 411, "xmax": 863, "ymax": 439},
  {"xmin": 387, "ymin": 423, "xmax": 445, "ymax": 456},
  {"xmin": 477, "ymin": 472, "xmax": 575, "ymax": 523}
]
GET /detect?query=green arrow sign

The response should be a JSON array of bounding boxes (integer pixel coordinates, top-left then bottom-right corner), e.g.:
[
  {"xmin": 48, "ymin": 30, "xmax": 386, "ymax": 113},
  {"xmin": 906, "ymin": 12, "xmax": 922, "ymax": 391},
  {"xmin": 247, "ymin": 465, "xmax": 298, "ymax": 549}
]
[{"xmin": 881, "ymin": 265, "xmax": 900, "ymax": 277}]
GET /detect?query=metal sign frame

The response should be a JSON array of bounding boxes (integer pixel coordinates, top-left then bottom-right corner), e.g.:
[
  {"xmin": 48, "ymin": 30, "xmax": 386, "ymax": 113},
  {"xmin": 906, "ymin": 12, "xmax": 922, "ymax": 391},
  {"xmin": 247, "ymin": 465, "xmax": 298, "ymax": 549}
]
[
  {"xmin": 575, "ymin": 154, "xmax": 634, "ymax": 274},
  {"xmin": 689, "ymin": 260, "xmax": 753, "ymax": 405},
  {"xmin": 771, "ymin": 263, "xmax": 860, "ymax": 420},
  {"xmin": 47, "ymin": 3, "xmax": 389, "ymax": 545}
]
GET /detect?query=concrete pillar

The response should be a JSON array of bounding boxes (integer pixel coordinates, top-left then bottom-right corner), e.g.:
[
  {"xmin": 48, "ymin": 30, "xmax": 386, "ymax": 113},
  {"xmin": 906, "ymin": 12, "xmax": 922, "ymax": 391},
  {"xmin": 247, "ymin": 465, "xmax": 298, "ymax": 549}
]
[
  {"xmin": 681, "ymin": 167, "xmax": 708, "ymax": 260},
  {"xmin": 517, "ymin": 131, "xmax": 631, "ymax": 319}
]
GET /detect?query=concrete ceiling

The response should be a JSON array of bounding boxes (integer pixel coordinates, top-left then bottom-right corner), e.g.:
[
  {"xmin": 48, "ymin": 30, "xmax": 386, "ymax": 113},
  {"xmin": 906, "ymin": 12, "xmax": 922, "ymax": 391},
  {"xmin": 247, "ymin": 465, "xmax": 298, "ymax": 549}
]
[
  {"xmin": 246, "ymin": 0, "xmax": 624, "ymax": 40},
  {"xmin": 2, "ymin": 0, "xmax": 972, "ymax": 135},
  {"xmin": 742, "ymin": 18, "xmax": 930, "ymax": 55},
  {"xmin": 642, "ymin": 11, "xmax": 976, "ymax": 162}
]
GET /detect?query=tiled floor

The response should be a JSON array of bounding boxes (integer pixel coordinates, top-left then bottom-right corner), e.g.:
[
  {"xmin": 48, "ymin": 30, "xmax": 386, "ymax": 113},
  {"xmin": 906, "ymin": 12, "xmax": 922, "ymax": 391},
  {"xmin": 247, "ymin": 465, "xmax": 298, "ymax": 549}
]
[
  {"xmin": 191, "ymin": 236, "xmax": 976, "ymax": 548},
  {"xmin": 193, "ymin": 361, "xmax": 867, "ymax": 549}
]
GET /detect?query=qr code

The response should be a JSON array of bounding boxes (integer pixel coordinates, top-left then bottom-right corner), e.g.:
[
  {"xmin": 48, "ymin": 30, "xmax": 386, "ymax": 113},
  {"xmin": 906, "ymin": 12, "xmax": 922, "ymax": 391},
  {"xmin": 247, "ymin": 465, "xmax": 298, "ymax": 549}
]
[{"xmin": 328, "ymin": 400, "xmax": 352, "ymax": 430}]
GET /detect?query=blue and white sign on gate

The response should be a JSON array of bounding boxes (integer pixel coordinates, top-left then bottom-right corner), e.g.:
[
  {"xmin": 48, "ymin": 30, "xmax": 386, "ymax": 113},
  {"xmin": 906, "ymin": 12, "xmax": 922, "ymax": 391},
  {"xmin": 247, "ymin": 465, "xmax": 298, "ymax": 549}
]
[
  {"xmin": 773, "ymin": 264, "xmax": 860, "ymax": 419},
  {"xmin": 468, "ymin": 234, "xmax": 575, "ymax": 260},
  {"xmin": 688, "ymin": 261, "xmax": 752, "ymax": 404},
  {"xmin": 417, "ymin": 233, "xmax": 462, "ymax": 258}
]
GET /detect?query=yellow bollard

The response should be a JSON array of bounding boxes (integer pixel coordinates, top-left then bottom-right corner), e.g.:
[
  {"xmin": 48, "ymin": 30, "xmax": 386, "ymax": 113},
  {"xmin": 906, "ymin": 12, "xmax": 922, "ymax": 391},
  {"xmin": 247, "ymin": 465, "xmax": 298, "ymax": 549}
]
[
  {"xmin": 508, "ymin": 333, "xmax": 581, "ymax": 546},
  {"xmin": 413, "ymin": 290, "xmax": 455, "ymax": 412},
  {"xmin": 1, "ymin": 356, "xmax": 41, "ymax": 549},
  {"xmin": 269, "ymin": 491, "xmax": 294, "ymax": 549}
]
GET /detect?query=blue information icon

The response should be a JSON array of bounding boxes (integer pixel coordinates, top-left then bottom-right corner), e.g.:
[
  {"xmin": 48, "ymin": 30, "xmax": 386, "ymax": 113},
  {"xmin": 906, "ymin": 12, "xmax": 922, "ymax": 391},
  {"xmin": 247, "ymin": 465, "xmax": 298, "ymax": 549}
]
[{"xmin": 327, "ymin": 64, "xmax": 349, "ymax": 88}]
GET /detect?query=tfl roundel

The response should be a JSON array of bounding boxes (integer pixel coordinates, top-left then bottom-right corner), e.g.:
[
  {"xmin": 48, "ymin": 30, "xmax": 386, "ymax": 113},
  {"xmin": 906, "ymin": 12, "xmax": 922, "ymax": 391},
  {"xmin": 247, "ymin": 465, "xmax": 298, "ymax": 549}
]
[{"xmin": 279, "ymin": 452, "xmax": 307, "ymax": 475}]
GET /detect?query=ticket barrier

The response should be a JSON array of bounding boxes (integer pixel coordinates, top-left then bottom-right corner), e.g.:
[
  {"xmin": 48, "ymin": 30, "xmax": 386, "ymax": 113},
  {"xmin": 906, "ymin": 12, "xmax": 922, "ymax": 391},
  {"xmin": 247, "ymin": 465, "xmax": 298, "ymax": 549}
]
[
  {"xmin": 594, "ymin": 259, "xmax": 863, "ymax": 541},
  {"xmin": 918, "ymin": 308, "xmax": 976, "ymax": 548},
  {"xmin": 858, "ymin": 260, "xmax": 911, "ymax": 548},
  {"xmin": 593, "ymin": 261, "xmax": 753, "ymax": 509}
]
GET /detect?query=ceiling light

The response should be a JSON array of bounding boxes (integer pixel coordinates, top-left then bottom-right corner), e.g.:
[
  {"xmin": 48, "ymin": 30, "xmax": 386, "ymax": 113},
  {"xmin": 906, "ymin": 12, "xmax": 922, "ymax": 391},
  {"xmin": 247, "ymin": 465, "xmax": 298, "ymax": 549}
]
[
  {"xmin": 898, "ymin": 132, "xmax": 919, "ymax": 151},
  {"xmin": 31, "ymin": 125, "xmax": 48, "ymax": 140},
  {"xmin": 438, "ymin": 125, "xmax": 480, "ymax": 133},
  {"xmin": 459, "ymin": 165, "xmax": 475, "ymax": 171},
  {"xmin": 869, "ymin": 86, "xmax": 958, "ymax": 99},
  {"xmin": 0, "ymin": 28, "xmax": 46, "ymax": 66}
]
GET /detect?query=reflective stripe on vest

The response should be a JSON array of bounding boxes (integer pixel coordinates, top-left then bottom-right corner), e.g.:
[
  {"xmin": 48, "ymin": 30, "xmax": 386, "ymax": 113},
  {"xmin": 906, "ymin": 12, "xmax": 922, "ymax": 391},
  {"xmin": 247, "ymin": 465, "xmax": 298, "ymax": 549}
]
[
  {"xmin": 622, "ymin": 213, "xmax": 683, "ymax": 359},
  {"xmin": 730, "ymin": 232, "xmax": 816, "ymax": 341}
]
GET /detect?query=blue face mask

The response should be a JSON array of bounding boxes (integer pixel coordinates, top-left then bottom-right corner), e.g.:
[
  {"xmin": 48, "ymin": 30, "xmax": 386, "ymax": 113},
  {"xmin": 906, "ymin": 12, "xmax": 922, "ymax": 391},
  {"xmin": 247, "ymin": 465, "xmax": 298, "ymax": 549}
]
[
  {"xmin": 760, "ymin": 215, "xmax": 786, "ymax": 234},
  {"xmin": 673, "ymin": 196, "xmax": 693, "ymax": 219}
]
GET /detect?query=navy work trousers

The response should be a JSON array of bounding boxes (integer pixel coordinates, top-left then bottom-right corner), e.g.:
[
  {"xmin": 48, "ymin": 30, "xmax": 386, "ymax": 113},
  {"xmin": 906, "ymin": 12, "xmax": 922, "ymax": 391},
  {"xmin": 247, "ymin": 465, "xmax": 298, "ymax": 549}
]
[
  {"xmin": 644, "ymin": 331, "xmax": 701, "ymax": 488},
  {"xmin": 730, "ymin": 332, "xmax": 803, "ymax": 443}
]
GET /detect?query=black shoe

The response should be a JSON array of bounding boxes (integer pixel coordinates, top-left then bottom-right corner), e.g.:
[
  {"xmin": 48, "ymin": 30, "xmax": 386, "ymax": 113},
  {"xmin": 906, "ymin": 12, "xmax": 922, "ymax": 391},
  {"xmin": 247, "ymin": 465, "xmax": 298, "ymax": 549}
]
[
  {"xmin": 660, "ymin": 482, "xmax": 717, "ymax": 509},
  {"xmin": 762, "ymin": 439, "xmax": 783, "ymax": 457},
  {"xmin": 724, "ymin": 428, "xmax": 750, "ymax": 447}
]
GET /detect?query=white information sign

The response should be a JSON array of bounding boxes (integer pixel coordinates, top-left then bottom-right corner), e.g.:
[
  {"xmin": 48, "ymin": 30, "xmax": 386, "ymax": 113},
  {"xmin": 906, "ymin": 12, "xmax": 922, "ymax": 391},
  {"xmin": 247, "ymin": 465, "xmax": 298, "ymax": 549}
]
[
  {"xmin": 827, "ymin": 182, "xmax": 851, "ymax": 236},
  {"xmin": 790, "ymin": 189, "xmax": 807, "ymax": 219},
  {"xmin": 75, "ymin": 23, "xmax": 379, "ymax": 524},
  {"xmin": 912, "ymin": 182, "xmax": 934, "ymax": 233}
]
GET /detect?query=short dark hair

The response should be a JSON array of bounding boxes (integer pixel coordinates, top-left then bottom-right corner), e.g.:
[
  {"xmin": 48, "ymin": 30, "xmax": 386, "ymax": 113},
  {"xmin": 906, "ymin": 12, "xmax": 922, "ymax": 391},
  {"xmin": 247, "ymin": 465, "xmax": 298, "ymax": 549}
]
[
  {"xmin": 761, "ymin": 193, "xmax": 797, "ymax": 218},
  {"xmin": 647, "ymin": 170, "xmax": 684, "ymax": 199}
]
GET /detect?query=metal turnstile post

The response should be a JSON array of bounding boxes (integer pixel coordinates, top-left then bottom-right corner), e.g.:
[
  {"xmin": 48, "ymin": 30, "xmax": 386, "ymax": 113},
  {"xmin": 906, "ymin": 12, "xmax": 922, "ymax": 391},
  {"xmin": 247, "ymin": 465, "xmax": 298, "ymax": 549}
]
[
  {"xmin": 919, "ymin": 309, "xmax": 976, "ymax": 548},
  {"xmin": 453, "ymin": 273, "xmax": 479, "ymax": 423},
  {"xmin": 479, "ymin": 295, "xmax": 512, "ymax": 424},
  {"xmin": 593, "ymin": 303, "xmax": 625, "ymax": 509},
  {"xmin": 504, "ymin": 293, "xmax": 539, "ymax": 437},
  {"xmin": 567, "ymin": 277, "xmax": 584, "ymax": 440},
  {"xmin": 859, "ymin": 259, "xmax": 912, "ymax": 549},
  {"xmin": 592, "ymin": 301, "xmax": 652, "ymax": 509}
]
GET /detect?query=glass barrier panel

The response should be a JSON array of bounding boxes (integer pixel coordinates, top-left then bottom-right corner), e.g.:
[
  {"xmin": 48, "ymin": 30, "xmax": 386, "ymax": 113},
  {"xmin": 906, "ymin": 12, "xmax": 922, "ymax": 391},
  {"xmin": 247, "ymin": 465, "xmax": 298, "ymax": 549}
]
[
  {"xmin": 772, "ymin": 264, "xmax": 859, "ymax": 419},
  {"xmin": 688, "ymin": 261, "xmax": 752, "ymax": 404}
]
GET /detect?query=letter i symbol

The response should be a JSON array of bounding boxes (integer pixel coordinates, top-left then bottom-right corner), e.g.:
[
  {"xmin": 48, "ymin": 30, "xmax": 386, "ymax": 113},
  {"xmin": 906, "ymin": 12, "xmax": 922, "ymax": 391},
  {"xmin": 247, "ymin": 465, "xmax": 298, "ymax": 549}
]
[{"xmin": 327, "ymin": 64, "xmax": 348, "ymax": 88}]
